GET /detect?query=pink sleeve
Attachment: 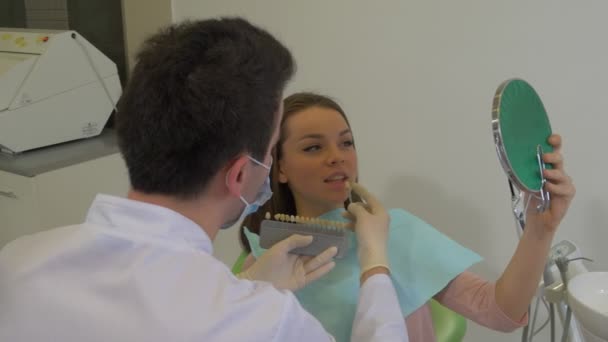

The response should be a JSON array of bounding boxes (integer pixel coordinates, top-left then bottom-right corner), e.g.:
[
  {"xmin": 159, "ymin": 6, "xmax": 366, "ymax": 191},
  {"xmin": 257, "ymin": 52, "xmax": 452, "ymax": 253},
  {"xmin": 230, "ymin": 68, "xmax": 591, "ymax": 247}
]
[
  {"xmin": 434, "ymin": 271, "xmax": 528, "ymax": 332},
  {"xmin": 242, "ymin": 253, "xmax": 256, "ymax": 271}
]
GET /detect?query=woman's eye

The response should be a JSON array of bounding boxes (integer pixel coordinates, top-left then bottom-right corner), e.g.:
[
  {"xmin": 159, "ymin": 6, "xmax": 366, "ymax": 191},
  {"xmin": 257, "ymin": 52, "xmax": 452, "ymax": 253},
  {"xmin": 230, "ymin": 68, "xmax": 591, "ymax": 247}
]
[
  {"xmin": 303, "ymin": 145, "xmax": 321, "ymax": 152},
  {"xmin": 342, "ymin": 140, "xmax": 354, "ymax": 147}
]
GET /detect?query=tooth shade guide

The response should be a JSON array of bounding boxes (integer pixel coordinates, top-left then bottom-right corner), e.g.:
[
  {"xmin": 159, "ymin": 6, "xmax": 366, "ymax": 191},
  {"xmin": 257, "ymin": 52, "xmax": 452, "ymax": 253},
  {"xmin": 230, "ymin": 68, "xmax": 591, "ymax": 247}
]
[
  {"xmin": 259, "ymin": 215, "xmax": 350, "ymax": 258},
  {"xmin": 267, "ymin": 213, "xmax": 347, "ymax": 231}
]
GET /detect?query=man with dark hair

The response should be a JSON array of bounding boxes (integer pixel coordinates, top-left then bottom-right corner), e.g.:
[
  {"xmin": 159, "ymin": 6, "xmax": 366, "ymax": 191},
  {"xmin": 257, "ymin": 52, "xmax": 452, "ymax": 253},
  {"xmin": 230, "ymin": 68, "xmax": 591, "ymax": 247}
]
[{"xmin": 0, "ymin": 18, "xmax": 408, "ymax": 341}]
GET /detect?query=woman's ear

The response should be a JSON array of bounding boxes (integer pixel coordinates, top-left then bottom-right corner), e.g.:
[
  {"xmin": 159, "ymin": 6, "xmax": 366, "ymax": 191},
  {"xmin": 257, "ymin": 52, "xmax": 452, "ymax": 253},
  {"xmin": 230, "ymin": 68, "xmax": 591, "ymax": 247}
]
[
  {"xmin": 225, "ymin": 155, "xmax": 250, "ymax": 196},
  {"xmin": 278, "ymin": 159, "xmax": 288, "ymax": 184}
]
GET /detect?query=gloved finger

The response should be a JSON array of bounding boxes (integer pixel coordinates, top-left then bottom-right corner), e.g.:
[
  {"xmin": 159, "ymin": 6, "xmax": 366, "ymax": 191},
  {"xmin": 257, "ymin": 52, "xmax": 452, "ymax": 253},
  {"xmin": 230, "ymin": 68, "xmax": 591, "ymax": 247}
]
[
  {"xmin": 340, "ymin": 208, "xmax": 371, "ymax": 225},
  {"xmin": 341, "ymin": 211, "xmax": 356, "ymax": 221},
  {"xmin": 340, "ymin": 212, "xmax": 356, "ymax": 230},
  {"xmin": 277, "ymin": 234, "xmax": 314, "ymax": 252},
  {"xmin": 347, "ymin": 202, "xmax": 370, "ymax": 219},
  {"xmin": 304, "ymin": 260, "xmax": 336, "ymax": 287},
  {"xmin": 350, "ymin": 182, "xmax": 383, "ymax": 213},
  {"xmin": 343, "ymin": 222, "xmax": 355, "ymax": 231},
  {"xmin": 303, "ymin": 246, "xmax": 338, "ymax": 273}
]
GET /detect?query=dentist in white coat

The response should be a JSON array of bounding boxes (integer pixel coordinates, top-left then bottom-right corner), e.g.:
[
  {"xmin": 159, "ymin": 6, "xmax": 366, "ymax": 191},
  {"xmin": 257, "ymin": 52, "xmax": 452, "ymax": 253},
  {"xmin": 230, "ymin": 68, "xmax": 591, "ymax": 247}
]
[{"xmin": 0, "ymin": 17, "xmax": 408, "ymax": 342}]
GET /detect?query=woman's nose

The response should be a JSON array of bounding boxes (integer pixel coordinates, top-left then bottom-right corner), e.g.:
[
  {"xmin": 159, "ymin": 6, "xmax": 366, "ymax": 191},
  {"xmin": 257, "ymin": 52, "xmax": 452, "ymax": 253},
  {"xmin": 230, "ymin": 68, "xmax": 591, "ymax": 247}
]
[{"xmin": 326, "ymin": 146, "xmax": 345, "ymax": 165}]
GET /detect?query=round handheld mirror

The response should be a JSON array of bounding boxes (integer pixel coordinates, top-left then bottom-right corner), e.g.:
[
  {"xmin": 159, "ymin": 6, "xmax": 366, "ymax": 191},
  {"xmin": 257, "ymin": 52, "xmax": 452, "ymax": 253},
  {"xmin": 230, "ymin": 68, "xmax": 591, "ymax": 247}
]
[{"xmin": 492, "ymin": 79, "xmax": 553, "ymax": 211}]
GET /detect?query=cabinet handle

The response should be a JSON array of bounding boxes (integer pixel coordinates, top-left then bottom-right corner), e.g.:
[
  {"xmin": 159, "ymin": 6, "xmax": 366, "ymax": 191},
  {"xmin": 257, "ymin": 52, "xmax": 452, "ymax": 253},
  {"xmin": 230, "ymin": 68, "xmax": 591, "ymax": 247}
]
[{"xmin": 0, "ymin": 190, "xmax": 18, "ymax": 199}]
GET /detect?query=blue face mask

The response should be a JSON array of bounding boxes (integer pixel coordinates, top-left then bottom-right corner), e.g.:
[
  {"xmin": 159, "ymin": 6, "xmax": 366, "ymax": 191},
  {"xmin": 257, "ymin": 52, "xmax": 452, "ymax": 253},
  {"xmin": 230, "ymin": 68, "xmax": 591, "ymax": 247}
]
[{"xmin": 221, "ymin": 156, "xmax": 273, "ymax": 229}]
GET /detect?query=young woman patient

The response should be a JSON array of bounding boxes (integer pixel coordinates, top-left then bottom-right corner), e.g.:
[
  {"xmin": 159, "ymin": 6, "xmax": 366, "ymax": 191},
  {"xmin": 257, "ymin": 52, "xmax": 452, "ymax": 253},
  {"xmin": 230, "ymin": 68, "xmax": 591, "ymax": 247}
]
[{"xmin": 239, "ymin": 92, "xmax": 575, "ymax": 342}]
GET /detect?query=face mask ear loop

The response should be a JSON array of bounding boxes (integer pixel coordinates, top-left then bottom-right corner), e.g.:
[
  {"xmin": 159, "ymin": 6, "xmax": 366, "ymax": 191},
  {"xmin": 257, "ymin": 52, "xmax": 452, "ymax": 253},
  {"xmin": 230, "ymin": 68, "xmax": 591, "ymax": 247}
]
[{"xmin": 248, "ymin": 155, "xmax": 272, "ymax": 170}]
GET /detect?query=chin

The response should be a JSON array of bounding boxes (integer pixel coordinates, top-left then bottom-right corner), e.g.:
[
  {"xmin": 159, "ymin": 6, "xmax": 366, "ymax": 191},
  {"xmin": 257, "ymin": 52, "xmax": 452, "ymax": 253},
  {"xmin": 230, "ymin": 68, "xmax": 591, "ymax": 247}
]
[{"xmin": 325, "ymin": 195, "xmax": 349, "ymax": 206}]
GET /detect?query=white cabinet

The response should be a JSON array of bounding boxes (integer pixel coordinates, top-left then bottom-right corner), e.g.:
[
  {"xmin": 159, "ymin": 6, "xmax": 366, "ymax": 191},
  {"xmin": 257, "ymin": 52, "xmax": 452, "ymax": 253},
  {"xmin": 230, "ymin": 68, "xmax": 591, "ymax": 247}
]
[
  {"xmin": 0, "ymin": 131, "xmax": 129, "ymax": 248},
  {"xmin": 0, "ymin": 153, "xmax": 129, "ymax": 247},
  {"xmin": 0, "ymin": 170, "xmax": 40, "ymax": 244}
]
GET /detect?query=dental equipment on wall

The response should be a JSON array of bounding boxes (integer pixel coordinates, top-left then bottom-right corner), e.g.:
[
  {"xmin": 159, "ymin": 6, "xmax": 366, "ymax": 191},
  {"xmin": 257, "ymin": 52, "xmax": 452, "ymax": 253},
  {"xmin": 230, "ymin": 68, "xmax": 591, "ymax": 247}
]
[
  {"xmin": 0, "ymin": 28, "xmax": 121, "ymax": 154},
  {"xmin": 492, "ymin": 79, "xmax": 607, "ymax": 342}
]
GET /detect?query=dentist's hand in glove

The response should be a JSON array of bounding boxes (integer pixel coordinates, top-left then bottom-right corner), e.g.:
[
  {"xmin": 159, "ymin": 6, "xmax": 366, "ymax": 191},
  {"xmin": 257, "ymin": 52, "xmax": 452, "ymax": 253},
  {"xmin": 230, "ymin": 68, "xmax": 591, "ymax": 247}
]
[
  {"xmin": 237, "ymin": 235, "xmax": 337, "ymax": 291},
  {"xmin": 344, "ymin": 182, "xmax": 391, "ymax": 283}
]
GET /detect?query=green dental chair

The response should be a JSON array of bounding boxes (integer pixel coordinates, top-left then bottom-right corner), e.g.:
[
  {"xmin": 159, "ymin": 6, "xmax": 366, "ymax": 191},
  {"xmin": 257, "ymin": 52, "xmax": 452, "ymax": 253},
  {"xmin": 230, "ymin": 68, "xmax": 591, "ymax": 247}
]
[{"xmin": 231, "ymin": 251, "xmax": 467, "ymax": 342}]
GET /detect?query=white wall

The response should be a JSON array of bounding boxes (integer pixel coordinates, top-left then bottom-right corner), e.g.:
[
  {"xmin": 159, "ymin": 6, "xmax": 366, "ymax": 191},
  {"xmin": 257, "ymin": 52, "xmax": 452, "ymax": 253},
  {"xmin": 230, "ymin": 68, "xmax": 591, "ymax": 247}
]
[
  {"xmin": 173, "ymin": 1, "xmax": 608, "ymax": 341},
  {"xmin": 122, "ymin": 0, "xmax": 172, "ymax": 72}
]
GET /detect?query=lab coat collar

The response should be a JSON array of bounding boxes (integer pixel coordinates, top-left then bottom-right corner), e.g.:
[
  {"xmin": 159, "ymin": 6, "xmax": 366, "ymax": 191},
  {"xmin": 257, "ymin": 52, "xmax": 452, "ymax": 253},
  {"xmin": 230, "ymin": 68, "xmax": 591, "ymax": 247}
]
[{"xmin": 86, "ymin": 194, "xmax": 213, "ymax": 253}]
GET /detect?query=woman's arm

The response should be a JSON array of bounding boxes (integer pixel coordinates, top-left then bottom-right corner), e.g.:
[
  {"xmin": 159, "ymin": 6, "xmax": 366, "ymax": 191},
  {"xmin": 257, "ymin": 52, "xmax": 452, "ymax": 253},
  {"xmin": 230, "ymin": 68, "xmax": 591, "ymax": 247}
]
[
  {"xmin": 434, "ymin": 271, "xmax": 527, "ymax": 332},
  {"xmin": 493, "ymin": 218, "xmax": 555, "ymax": 320},
  {"xmin": 494, "ymin": 134, "xmax": 575, "ymax": 320},
  {"xmin": 438, "ymin": 135, "xmax": 574, "ymax": 323},
  {"xmin": 242, "ymin": 253, "xmax": 256, "ymax": 270}
]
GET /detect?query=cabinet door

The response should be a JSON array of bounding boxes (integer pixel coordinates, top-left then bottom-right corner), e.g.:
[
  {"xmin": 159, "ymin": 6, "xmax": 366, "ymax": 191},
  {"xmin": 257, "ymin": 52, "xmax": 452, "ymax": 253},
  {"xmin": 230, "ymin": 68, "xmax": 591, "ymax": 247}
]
[
  {"xmin": 35, "ymin": 153, "xmax": 129, "ymax": 229},
  {"xmin": 0, "ymin": 170, "xmax": 41, "ymax": 247}
]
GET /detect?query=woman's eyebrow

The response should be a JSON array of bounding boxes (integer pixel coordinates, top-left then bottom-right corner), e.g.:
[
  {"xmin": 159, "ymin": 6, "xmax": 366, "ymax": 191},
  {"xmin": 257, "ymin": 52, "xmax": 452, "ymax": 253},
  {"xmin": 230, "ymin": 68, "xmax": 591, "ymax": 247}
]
[
  {"xmin": 298, "ymin": 129, "xmax": 351, "ymax": 141},
  {"xmin": 339, "ymin": 129, "xmax": 352, "ymax": 136},
  {"xmin": 298, "ymin": 133, "xmax": 323, "ymax": 141}
]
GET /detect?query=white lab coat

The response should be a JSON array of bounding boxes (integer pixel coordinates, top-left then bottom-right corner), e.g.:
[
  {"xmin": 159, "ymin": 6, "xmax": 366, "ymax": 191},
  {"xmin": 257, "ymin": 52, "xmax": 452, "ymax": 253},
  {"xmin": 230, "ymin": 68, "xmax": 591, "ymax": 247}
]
[{"xmin": 0, "ymin": 194, "xmax": 407, "ymax": 342}]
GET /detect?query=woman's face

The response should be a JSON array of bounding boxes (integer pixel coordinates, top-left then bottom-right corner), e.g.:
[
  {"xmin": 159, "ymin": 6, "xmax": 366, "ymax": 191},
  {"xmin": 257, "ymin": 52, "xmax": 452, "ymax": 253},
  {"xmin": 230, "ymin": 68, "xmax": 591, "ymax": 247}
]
[{"xmin": 278, "ymin": 106, "xmax": 358, "ymax": 216}]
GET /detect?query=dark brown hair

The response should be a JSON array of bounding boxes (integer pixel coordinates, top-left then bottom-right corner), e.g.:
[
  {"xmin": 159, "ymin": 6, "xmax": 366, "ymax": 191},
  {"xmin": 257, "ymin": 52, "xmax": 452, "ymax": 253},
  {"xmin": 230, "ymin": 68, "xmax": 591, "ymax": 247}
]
[
  {"xmin": 239, "ymin": 92, "xmax": 360, "ymax": 252},
  {"xmin": 116, "ymin": 18, "xmax": 294, "ymax": 198}
]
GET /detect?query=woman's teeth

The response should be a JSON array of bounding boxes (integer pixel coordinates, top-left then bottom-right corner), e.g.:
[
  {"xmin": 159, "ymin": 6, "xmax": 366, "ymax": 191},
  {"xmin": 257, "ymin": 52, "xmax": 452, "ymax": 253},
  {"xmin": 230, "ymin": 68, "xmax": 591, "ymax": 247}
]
[{"xmin": 326, "ymin": 176, "xmax": 346, "ymax": 181}]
